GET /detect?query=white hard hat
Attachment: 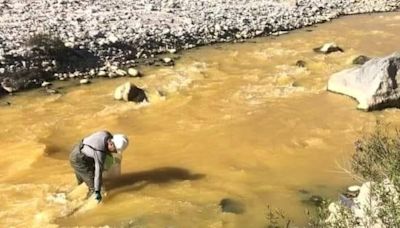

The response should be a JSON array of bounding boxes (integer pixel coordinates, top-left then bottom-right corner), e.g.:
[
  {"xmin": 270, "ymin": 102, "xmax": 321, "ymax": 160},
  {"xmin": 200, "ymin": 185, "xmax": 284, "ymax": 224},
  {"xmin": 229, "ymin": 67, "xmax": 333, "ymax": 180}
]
[{"xmin": 111, "ymin": 134, "xmax": 129, "ymax": 153}]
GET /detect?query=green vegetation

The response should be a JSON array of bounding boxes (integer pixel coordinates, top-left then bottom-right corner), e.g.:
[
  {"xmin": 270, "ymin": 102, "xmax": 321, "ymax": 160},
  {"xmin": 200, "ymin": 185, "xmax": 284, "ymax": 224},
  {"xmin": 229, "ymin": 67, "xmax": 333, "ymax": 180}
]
[{"xmin": 310, "ymin": 123, "xmax": 400, "ymax": 227}]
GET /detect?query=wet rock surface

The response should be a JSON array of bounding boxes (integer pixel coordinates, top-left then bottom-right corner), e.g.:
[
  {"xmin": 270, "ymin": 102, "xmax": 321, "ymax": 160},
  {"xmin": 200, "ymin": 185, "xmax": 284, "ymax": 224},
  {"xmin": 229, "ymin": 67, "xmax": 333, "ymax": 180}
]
[
  {"xmin": 352, "ymin": 55, "xmax": 371, "ymax": 65},
  {"xmin": 0, "ymin": 0, "xmax": 399, "ymax": 95},
  {"xmin": 295, "ymin": 60, "xmax": 306, "ymax": 67},
  {"xmin": 313, "ymin": 42, "xmax": 344, "ymax": 54},
  {"xmin": 219, "ymin": 198, "xmax": 245, "ymax": 214},
  {"xmin": 114, "ymin": 82, "xmax": 148, "ymax": 103},
  {"xmin": 328, "ymin": 52, "xmax": 400, "ymax": 111}
]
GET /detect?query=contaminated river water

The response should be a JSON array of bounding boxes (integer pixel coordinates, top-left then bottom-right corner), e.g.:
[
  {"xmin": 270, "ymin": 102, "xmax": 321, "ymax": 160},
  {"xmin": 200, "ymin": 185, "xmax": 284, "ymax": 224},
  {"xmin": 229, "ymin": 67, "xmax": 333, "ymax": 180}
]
[{"xmin": 1, "ymin": 12, "xmax": 400, "ymax": 228}]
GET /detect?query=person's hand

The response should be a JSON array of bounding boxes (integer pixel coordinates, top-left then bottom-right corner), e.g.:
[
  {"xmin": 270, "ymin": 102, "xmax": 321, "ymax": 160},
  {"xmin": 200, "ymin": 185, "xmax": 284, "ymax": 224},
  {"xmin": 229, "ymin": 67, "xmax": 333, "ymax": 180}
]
[{"xmin": 94, "ymin": 191, "xmax": 102, "ymax": 203}]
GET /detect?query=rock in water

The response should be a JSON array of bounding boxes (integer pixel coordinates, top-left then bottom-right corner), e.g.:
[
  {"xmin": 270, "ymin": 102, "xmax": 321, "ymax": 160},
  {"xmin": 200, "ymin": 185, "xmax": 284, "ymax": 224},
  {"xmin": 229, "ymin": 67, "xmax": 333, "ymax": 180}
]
[
  {"xmin": 296, "ymin": 60, "xmax": 306, "ymax": 67},
  {"xmin": 80, "ymin": 79, "xmax": 91, "ymax": 84},
  {"xmin": 314, "ymin": 42, "xmax": 344, "ymax": 54},
  {"xmin": 308, "ymin": 195, "xmax": 324, "ymax": 207},
  {"xmin": 162, "ymin": 57, "xmax": 174, "ymax": 66},
  {"xmin": 219, "ymin": 198, "xmax": 245, "ymax": 214},
  {"xmin": 128, "ymin": 68, "xmax": 140, "ymax": 77},
  {"xmin": 114, "ymin": 82, "xmax": 148, "ymax": 103},
  {"xmin": 41, "ymin": 81, "xmax": 52, "ymax": 87},
  {"xmin": 327, "ymin": 52, "xmax": 400, "ymax": 111},
  {"xmin": 352, "ymin": 55, "xmax": 370, "ymax": 65}
]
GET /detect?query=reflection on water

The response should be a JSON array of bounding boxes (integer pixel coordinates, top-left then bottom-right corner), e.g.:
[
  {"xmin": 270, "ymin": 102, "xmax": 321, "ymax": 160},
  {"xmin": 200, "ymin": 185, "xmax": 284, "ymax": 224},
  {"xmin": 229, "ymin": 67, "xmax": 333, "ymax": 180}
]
[{"xmin": 1, "ymin": 12, "xmax": 400, "ymax": 227}]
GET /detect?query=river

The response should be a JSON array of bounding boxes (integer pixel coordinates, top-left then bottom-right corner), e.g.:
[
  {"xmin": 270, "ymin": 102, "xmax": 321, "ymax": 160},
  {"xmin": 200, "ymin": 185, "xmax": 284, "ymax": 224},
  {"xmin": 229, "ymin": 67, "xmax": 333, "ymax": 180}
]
[{"xmin": 1, "ymin": 12, "xmax": 400, "ymax": 228}]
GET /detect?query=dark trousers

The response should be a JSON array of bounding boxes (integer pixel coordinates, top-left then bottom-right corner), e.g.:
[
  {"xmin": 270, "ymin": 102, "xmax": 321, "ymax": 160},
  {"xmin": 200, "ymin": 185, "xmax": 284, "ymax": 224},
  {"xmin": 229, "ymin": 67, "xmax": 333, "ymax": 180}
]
[{"xmin": 69, "ymin": 143, "xmax": 95, "ymax": 197}]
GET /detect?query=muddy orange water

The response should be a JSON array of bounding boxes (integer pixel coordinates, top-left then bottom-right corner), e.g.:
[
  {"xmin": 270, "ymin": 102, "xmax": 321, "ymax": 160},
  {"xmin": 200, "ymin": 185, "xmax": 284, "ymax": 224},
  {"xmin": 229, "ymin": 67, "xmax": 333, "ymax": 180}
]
[{"xmin": 1, "ymin": 12, "xmax": 400, "ymax": 228}]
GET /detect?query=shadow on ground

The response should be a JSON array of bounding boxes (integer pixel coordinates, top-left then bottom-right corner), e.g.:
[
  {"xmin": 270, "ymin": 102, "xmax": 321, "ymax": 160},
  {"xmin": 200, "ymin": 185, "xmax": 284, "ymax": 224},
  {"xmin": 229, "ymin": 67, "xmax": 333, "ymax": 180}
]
[{"xmin": 104, "ymin": 167, "xmax": 205, "ymax": 195}]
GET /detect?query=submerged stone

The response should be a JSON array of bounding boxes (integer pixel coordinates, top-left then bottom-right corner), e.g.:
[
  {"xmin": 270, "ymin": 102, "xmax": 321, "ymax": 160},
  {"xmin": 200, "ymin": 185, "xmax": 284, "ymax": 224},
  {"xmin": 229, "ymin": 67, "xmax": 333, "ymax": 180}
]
[
  {"xmin": 301, "ymin": 195, "xmax": 324, "ymax": 207},
  {"xmin": 352, "ymin": 55, "xmax": 370, "ymax": 65},
  {"xmin": 295, "ymin": 60, "xmax": 306, "ymax": 67},
  {"xmin": 219, "ymin": 198, "xmax": 245, "ymax": 214},
  {"xmin": 45, "ymin": 88, "xmax": 59, "ymax": 94},
  {"xmin": 298, "ymin": 189, "xmax": 310, "ymax": 194}
]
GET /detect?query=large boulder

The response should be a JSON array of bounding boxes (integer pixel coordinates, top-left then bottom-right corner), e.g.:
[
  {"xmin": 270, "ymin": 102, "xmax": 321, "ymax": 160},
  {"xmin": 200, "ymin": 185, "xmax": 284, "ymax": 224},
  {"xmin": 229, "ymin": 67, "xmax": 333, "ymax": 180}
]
[
  {"xmin": 327, "ymin": 52, "xmax": 400, "ymax": 111},
  {"xmin": 114, "ymin": 82, "xmax": 148, "ymax": 103}
]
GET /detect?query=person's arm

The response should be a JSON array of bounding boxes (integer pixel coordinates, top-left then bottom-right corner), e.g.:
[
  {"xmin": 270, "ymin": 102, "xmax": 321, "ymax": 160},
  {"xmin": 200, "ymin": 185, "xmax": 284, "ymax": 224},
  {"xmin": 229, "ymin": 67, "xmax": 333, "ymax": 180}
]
[{"xmin": 93, "ymin": 151, "xmax": 105, "ymax": 193}]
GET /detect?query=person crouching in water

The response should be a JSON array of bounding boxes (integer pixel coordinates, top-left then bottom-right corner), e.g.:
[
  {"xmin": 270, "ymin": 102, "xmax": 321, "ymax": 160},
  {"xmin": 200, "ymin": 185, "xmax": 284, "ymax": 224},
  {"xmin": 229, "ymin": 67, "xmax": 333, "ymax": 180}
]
[{"xmin": 69, "ymin": 131, "xmax": 129, "ymax": 203}]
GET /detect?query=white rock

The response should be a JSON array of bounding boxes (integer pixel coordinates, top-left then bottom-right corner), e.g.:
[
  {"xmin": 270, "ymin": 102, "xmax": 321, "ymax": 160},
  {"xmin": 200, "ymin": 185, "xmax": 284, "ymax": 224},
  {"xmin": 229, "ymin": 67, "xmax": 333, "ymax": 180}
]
[
  {"xmin": 97, "ymin": 70, "xmax": 106, "ymax": 77},
  {"xmin": 88, "ymin": 30, "xmax": 99, "ymax": 37},
  {"xmin": 348, "ymin": 185, "xmax": 361, "ymax": 193},
  {"xmin": 315, "ymin": 42, "xmax": 344, "ymax": 54},
  {"xmin": 80, "ymin": 79, "xmax": 90, "ymax": 84},
  {"xmin": 0, "ymin": 68, "xmax": 5, "ymax": 74},
  {"xmin": 327, "ymin": 52, "xmax": 400, "ymax": 110},
  {"xmin": 116, "ymin": 69, "xmax": 127, "ymax": 76},
  {"xmin": 271, "ymin": 31, "xmax": 289, "ymax": 36},
  {"xmin": 89, "ymin": 69, "xmax": 96, "ymax": 76},
  {"xmin": 144, "ymin": 4, "xmax": 154, "ymax": 11},
  {"xmin": 167, "ymin": 49, "xmax": 177, "ymax": 54},
  {"xmin": 41, "ymin": 61, "xmax": 50, "ymax": 67},
  {"xmin": 163, "ymin": 57, "xmax": 172, "ymax": 63},
  {"xmin": 128, "ymin": 68, "xmax": 139, "ymax": 77},
  {"xmin": 108, "ymin": 34, "xmax": 118, "ymax": 43},
  {"xmin": 97, "ymin": 38, "xmax": 107, "ymax": 46},
  {"xmin": 64, "ymin": 42, "xmax": 74, "ymax": 48},
  {"xmin": 41, "ymin": 81, "xmax": 52, "ymax": 87},
  {"xmin": 321, "ymin": 42, "xmax": 337, "ymax": 52},
  {"xmin": 108, "ymin": 72, "xmax": 116, "ymax": 78}
]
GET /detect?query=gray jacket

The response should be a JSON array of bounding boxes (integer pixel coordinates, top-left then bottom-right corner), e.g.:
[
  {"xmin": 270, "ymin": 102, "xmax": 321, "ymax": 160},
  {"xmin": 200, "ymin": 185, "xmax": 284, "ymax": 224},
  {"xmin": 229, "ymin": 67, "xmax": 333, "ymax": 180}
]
[{"xmin": 81, "ymin": 131, "xmax": 113, "ymax": 192}]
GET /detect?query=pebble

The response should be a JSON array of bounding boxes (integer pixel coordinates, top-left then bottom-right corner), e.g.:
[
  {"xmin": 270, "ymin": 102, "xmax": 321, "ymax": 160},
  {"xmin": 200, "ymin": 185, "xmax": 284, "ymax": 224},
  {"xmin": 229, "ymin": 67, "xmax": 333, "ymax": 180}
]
[
  {"xmin": 97, "ymin": 70, "xmax": 107, "ymax": 77},
  {"xmin": 116, "ymin": 69, "xmax": 127, "ymax": 76},
  {"xmin": 163, "ymin": 57, "xmax": 173, "ymax": 63},
  {"xmin": 41, "ymin": 81, "xmax": 52, "ymax": 87},
  {"xmin": 80, "ymin": 79, "xmax": 91, "ymax": 84},
  {"xmin": 128, "ymin": 68, "xmax": 140, "ymax": 77}
]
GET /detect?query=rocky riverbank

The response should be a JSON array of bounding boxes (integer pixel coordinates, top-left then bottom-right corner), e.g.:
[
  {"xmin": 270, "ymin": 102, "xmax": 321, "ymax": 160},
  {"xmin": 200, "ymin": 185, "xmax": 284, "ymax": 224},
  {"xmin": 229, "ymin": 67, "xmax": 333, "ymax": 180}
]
[{"xmin": 0, "ymin": 0, "xmax": 399, "ymax": 94}]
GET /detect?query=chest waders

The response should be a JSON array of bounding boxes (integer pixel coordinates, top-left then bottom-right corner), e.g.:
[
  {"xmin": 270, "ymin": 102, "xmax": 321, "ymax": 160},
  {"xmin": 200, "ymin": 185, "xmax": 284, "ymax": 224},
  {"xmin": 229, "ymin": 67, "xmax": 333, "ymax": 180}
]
[{"xmin": 69, "ymin": 141, "xmax": 105, "ymax": 198}]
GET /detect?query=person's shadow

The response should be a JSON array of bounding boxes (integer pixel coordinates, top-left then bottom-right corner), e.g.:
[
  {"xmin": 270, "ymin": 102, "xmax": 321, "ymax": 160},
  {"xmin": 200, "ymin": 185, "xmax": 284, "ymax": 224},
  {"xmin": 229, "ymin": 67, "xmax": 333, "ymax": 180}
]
[{"xmin": 104, "ymin": 167, "xmax": 205, "ymax": 199}]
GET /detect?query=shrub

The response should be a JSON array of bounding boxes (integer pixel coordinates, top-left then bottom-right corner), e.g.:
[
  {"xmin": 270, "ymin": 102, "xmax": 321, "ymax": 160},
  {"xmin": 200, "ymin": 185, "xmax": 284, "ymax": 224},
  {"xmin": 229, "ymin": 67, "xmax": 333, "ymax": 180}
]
[
  {"xmin": 310, "ymin": 123, "xmax": 400, "ymax": 227},
  {"xmin": 352, "ymin": 124, "xmax": 400, "ymax": 186}
]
